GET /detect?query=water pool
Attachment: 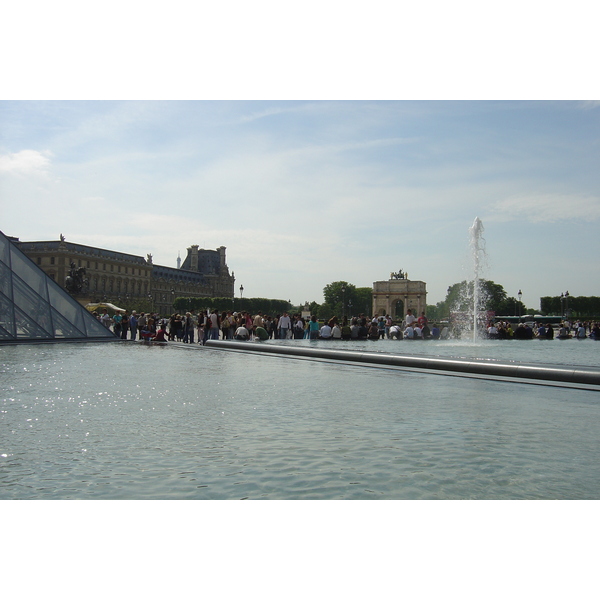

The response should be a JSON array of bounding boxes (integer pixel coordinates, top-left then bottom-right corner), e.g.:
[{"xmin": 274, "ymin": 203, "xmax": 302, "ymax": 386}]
[{"xmin": 1, "ymin": 341, "xmax": 599, "ymax": 499}]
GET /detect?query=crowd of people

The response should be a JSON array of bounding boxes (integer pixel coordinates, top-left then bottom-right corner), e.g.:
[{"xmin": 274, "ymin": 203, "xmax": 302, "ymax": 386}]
[
  {"xmin": 486, "ymin": 319, "xmax": 600, "ymax": 340},
  {"xmin": 92, "ymin": 307, "xmax": 600, "ymax": 343}
]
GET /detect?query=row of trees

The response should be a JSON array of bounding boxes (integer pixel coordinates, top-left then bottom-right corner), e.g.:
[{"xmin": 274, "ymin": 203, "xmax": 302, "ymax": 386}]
[
  {"xmin": 426, "ymin": 279, "xmax": 532, "ymax": 321},
  {"xmin": 171, "ymin": 282, "xmax": 373, "ymax": 322},
  {"xmin": 169, "ymin": 283, "xmax": 599, "ymax": 323},
  {"xmin": 540, "ymin": 296, "xmax": 600, "ymax": 318},
  {"xmin": 172, "ymin": 296, "xmax": 292, "ymax": 315}
]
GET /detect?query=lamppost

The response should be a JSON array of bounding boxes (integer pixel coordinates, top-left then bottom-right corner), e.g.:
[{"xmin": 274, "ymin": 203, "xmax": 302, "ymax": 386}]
[
  {"xmin": 517, "ymin": 290, "xmax": 522, "ymax": 321},
  {"xmin": 564, "ymin": 291, "xmax": 570, "ymax": 320},
  {"xmin": 240, "ymin": 285, "xmax": 244, "ymax": 299},
  {"xmin": 348, "ymin": 301, "xmax": 352, "ymax": 318},
  {"xmin": 341, "ymin": 286, "xmax": 346, "ymax": 318}
]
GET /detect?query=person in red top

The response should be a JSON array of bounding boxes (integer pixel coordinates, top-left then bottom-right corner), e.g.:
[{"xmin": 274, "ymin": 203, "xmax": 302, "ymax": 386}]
[
  {"xmin": 153, "ymin": 324, "xmax": 168, "ymax": 342},
  {"xmin": 417, "ymin": 311, "xmax": 428, "ymax": 327}
]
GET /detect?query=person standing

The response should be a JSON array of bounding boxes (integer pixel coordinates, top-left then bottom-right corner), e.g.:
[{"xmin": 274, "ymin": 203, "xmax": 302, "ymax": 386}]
[
  {"xmin": 209, "ymin": 309, "xmax": 220, "ymax": 340},
  {"xmin": 137, "ymin": 312, "xmax": 147, "ymax": 339},
  {"xmin": 183, "ymin": 312, "xmax": 195, "ymax": 343},
  {"xmin": 120, "ymin": 311, "xmax": 130, "ymax": 340},
  {"xmin": 278, "ymin": 312, "xmax": 292, "ymax": 339},
  {"xmin": 112, "ymin": 311, "xmax": 122, "ymax": 337},
  {"xmin": 308, "ymin": 315, "xmax": 320, "ymax": 340},
  {"xmin": 129, "ymin": 311, "xmax": 138, "ymax": 340},
  {"xmin": 293, "ymin": 316, "xmax": 306, "ymax": 339},
  {"xmin": 100, "ymin": 310, "xmax": 112, "ymax": 329},
  {"xmin": 405, "ymin": 309, "xmax": 417, "ymax": 328},
  {"xmin": 253, "ymin": 312, "xmax": 264, "ymax": 333}
]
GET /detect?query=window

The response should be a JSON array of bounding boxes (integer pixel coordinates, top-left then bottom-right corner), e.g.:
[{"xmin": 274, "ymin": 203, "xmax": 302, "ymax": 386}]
[{"xmin": 50, "ymin": 257, "xmax": 55, "ymax": 265}]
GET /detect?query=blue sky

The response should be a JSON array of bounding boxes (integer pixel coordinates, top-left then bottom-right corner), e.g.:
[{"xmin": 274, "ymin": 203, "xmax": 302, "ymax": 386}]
[{"xmin": 1, "ymin": 100, "xmax": 599, "ymax": 309}]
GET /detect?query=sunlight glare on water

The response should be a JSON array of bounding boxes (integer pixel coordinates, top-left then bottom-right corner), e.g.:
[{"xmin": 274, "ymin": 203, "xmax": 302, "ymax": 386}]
[{"xmin": 1, "ymin": 341, "xmax": 599, "ymax": 499}]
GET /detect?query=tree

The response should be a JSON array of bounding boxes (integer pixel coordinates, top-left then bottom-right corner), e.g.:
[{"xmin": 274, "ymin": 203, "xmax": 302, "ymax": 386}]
[
  {"xmin": 323, "ymin": 281, "xmax": 356, "ymax": 318},
  {"xmin": 354, "ymin": 287, "xmax": 374, "ymax": 316},
  {"xmin": 438, "ymin": 279, "xmax": 527, "ymax": 315}
]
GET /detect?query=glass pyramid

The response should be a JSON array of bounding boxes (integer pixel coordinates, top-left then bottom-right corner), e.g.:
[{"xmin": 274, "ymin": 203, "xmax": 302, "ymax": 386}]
[{"xmin": 0, "ymin": 230, "xmax": 117, "ymax": 342}]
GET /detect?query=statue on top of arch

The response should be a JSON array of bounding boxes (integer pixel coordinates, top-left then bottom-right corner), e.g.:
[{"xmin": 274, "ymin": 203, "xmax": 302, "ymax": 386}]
[{"xmin": 390, "ymin": 269, "xmax": 407, "ymax": 280}]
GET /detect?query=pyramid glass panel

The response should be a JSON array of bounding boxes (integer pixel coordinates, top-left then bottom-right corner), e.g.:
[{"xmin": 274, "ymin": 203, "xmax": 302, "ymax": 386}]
[
  {"xmin": 9, "ymin": 248, "xmax": 50, "ymax": 302},
  {"xmin": 0, "ymin": 260, "xmax": 14, "ymax": 304},
  {"xmin": 14, "ymin": 305, "xmax": 54, "ymax": 339},
  {"xmin": 11, "ymin": 274, "xmax": 55, "ymax": 336},
  {"xmin": 0, "ymin": 230, "xmax": 117, "ymax": 343},
  {"xmin": 50, "ymin": 306, "xmax": 86, "ymax": 338},
  {"xmin": 0, "ymin": 291, "xmax": 15, "ymax": 338},
  {"xmin": 0, "ymin": 233, "xmax": 10, "ymax": 266},
  {"xmin": 85, "ymin": 313, "xmax": 115, "ymax": 337},
  {"xmin": 47, "ymin": 283, "xmax": 88, "ymax": 334}
]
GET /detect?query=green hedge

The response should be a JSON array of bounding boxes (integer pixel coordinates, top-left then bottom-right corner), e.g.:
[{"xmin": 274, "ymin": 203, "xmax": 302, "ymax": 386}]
[
  {"xmin": 172, "ymin": 296, "xmax": 292, "ymax": 315},
  {"xmin": 540, "ymin": 296, "xmax": 600, "ymax": 318}
]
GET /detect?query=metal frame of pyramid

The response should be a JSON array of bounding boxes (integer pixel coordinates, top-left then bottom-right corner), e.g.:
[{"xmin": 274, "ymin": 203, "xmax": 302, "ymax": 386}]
[{"xmin": 0, "ymin": 230, "xmax": 118, "ymax": 343}]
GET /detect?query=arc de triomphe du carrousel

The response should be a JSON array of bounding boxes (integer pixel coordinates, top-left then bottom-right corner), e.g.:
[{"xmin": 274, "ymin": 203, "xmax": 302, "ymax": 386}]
[{"xmin": 372, "ymin": 270, "xmax": 427, "ymax": 319}]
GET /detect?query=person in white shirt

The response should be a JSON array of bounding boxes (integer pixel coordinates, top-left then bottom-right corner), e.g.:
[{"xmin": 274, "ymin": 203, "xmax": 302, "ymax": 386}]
[
  {"xmin": 320, "ymin": 323, "xmax": 332, "ymax": 339},
  {"xmin": 404, "ymin": 324, "xmax": 415, "ymax": 339},
  {"xmin": 235, "ymin": 324, "xmax": 249, "ymax": 340},
  {"xmin": 405, "ymin": 309, "xmax": 417, "ymax": 327},
  {"xmin": 331, "ymin": 323, "xmax": 342, "ymax": 339},
  {"xmin": 278, "ymin": 312, "xmax": 292, "ymax": 339},
  {"xmin": 389, "ymin": 325, "xmax": 403, "ymax": 340}
]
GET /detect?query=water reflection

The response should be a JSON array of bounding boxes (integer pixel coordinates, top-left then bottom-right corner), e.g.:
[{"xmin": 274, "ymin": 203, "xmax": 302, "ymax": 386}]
[{"xmin": 1, "ymin": 343, "xmax": 599, "ymax": 499}]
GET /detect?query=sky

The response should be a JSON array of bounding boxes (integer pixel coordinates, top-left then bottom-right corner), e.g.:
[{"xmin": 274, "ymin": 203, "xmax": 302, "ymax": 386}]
[
  {"xmin": 1, "ymin": 3, "xmax": 598, "ymax": 312},
  {"xmin": 2, "ymin": 100, "xmax": 598, "ymax": 310}
]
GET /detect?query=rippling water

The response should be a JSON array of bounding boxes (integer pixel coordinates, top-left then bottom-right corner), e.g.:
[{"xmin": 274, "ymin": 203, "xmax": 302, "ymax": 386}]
[{"xmin": 1, "ymin": 340, "xmax": 599, "ymax": 499}]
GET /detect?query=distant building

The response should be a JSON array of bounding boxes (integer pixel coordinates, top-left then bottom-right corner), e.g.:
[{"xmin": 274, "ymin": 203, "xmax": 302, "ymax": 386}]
[
  {"xmin": 14, "ymin": 236, "xmax": 235, "ymax": 315},
  {"xmin": 372, "ymin": 272, "xmax": 427, "ymax": 319}
]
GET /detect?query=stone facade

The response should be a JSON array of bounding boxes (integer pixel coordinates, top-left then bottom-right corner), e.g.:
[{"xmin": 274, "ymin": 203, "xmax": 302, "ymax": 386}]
[
  {"xmin": 15, "ymin": 236, "xmax": 235, "ymax": 316},
  {"xmin": 372, "ymin": 277, "xmax": 427, "ymax": 319}
]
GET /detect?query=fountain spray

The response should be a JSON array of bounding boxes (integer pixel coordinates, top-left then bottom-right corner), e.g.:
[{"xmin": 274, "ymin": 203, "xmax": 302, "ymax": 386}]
[{"xmin": 469, "ymin": 217, "xmax": 485, "ymax": 341}]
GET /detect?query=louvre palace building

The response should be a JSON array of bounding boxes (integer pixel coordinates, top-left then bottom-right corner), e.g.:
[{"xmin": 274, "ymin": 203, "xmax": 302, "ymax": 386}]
[{"xmin": 12, "ymin": 235, "xmax": 235, "ymax": 315}]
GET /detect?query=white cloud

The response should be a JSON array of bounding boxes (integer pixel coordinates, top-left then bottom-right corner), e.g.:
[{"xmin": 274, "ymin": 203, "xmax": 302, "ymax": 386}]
[
  {"xmin": 488, "ymin": 193, "xmax": 600, "ymax": 223},
  {"xmin": 0, "ymin": 149, "xmax": 52, "ymax": 176}
]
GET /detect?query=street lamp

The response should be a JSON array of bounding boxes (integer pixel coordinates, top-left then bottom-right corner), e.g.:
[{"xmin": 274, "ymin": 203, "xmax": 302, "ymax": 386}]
[
  {"xmin": 560, "ymin": 292, "xmax": 564, "ymax": 319},
  {"xmin": 240, "ymin": 285, "xmax": 244, "ymax": 299},
  {"xmin": 564, "ymin": 290, "xmax": 570, "ymax": 320},
  {"xmin": 341, "ymin": 286, "xmax": 346, "ymax": 318},
  {"xmin": 517, "ymin": 289, "xmax": 522, "ymax": 320}
]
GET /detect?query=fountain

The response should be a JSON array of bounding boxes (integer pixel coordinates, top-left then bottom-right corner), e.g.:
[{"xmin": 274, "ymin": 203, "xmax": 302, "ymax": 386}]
[{"xmin": 469, "ymin": 217, "xmax": 486, "ymax": 341}]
